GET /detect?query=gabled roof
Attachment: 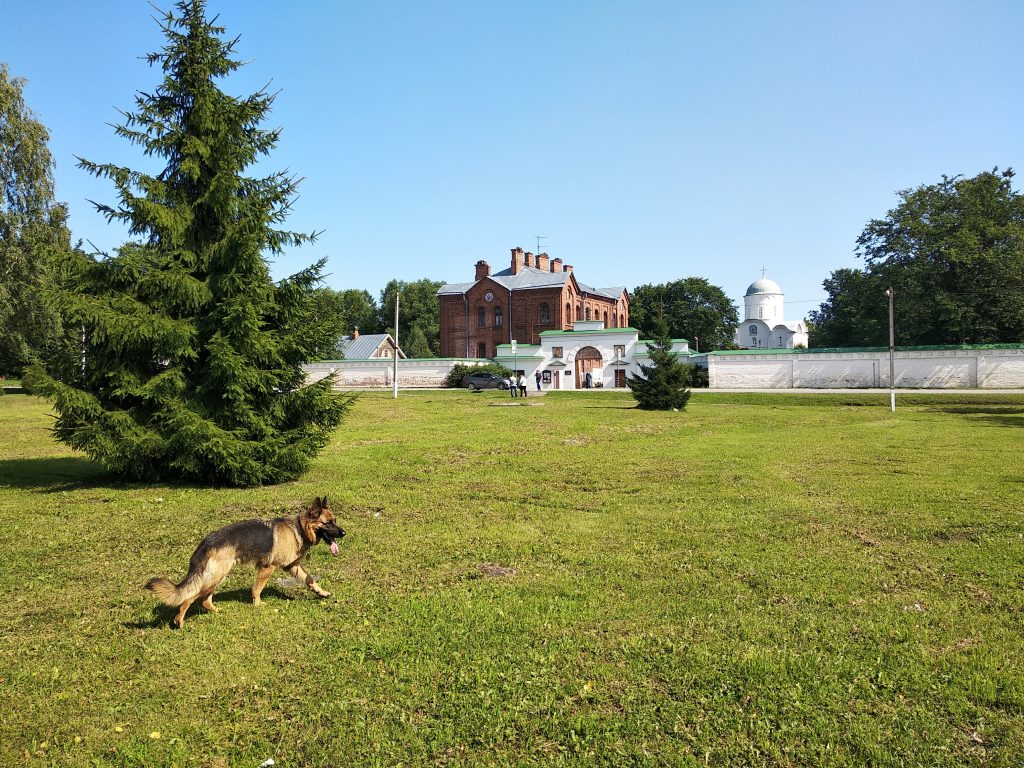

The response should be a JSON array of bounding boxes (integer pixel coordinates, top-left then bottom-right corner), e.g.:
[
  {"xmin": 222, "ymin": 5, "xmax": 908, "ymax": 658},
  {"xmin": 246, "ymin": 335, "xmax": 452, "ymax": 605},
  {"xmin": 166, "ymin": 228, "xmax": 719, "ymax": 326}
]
[
  {"xmin": 438, "ymin": 266, "xmax": 624, "ymax": 299},
  {"xmin": 577, "ymin": 280, "xmax": 627, "ymax": 301},
  {"xmin": 337, "ymin": 333, "xmax": 405, "ymax": 359},
  {"xmin": 437, "ymin": 281, "xmax": 476, "ymax": 295}
]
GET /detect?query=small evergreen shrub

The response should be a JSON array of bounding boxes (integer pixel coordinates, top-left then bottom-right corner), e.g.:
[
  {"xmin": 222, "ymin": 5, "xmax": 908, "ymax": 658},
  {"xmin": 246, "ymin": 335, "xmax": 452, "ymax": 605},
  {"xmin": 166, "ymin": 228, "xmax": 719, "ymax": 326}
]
[{"xmin": 627, "ymin": 333, "xmax": 692, "ymax": 410}]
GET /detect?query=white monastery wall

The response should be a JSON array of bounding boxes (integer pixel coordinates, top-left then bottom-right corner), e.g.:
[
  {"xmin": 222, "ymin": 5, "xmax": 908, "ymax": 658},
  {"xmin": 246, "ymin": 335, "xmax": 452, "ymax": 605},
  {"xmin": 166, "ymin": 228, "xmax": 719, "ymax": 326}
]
[
  {"xmin": 707, "ymin": 348, "xmax": 1024, "ymax": 389},
  {"xmin": 303, "ymin": 359, "xmax": 478, "ymax": 389}
]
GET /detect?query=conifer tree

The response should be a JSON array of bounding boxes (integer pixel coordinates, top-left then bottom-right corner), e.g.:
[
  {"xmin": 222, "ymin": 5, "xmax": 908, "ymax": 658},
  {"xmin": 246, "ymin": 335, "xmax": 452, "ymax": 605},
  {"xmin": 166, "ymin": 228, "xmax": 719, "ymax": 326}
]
[
  {"xmin": 25, "ymin": 1, "xmax": 353, "ymax": 486},
  {"xmin": 626, "ymin": 322, "xmax": 693, "ymax": 410}
]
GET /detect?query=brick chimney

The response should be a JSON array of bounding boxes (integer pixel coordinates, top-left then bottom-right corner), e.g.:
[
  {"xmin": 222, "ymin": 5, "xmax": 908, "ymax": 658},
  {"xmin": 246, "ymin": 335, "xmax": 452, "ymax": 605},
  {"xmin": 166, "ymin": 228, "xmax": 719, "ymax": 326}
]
[
  {"xmin": 524, "ymin": 251, "xmax": 534, "ymax": 269},
  {"xmin": 352, "ymin": 327, "xmax": 360, "ymax": 339},
  {"xmin": 563, "ymin": 263, "xmax": 573, "ymax": 273},
  {"xmin": 510, "ymin": 247, "xmax": 524, "ymax": 275},
  {"xmin": 550, "ymin": 257, "xmax": 563, "ymax": 273},
  {"xmin": 536, "ymin": 252, "xmax": 550, "ymax": 272},
  {"xmin": 475, "ymin": 260, "xmax": 490, "ymax": 281}
]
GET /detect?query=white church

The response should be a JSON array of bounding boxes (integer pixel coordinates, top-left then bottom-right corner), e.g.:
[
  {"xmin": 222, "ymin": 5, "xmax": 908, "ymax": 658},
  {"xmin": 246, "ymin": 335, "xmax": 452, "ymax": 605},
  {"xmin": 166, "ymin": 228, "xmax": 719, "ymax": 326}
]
[{"xmin": 734, "ymin": 274, "xmax": 808, "ymax": 349}]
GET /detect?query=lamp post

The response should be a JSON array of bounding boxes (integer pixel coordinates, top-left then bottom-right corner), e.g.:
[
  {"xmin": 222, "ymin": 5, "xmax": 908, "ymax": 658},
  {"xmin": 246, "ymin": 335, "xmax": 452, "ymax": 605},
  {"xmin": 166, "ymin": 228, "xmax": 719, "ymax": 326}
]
[
  {"xmin": 392, "ymin": 290, "xmax": 400, "ymax": 399},
  {"xmin": 886, "ymin": 286, "xmax": 895, "ymax": 412},
  {"xmin": 512, "ymin": 339, "xmax": 517, "ymax": 382}
]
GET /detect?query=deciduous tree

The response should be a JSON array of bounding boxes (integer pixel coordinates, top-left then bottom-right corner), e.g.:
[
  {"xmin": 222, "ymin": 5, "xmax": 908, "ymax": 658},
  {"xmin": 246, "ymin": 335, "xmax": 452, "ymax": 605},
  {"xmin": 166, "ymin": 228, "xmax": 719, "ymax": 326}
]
[
  {"xmin": 631, "ymin": 278, "xmax": 738, "ymax": 351},
  {"xmin": 379, "ymin": 278, "xmax": 443, "ymax": 358},
  {"xmin": 0, "ymin": 64, "xmax": 75, "ymax": 376},
  {"xmin": 312, "ymin": 287, "xmax": 380, "ymax": 359},
  {"xmin": 24, "ymin": 1, "xmax": 353, "ymax": 485},
  {"xmin": 810, "ymin": 169, "xmax": 1024, "ymax": 347}
]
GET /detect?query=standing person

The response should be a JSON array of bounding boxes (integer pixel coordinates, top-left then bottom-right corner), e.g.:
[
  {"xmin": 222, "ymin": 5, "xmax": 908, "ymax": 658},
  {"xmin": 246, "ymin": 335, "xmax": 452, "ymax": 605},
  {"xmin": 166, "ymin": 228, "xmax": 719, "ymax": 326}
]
[
  {"xmin": 518, "ymin": 373, "xmax": 527, "ymax": 397},
  {"xmin": 535, "ymin": 370, "xmax": 542, "ymax": 391},
  {"xmin": 507, "ymin": 373, "xmax": 516, "ymax": 397},
  {"xmin": 585, "ymin": 370, "xmax": 592, "ymax": 389}
]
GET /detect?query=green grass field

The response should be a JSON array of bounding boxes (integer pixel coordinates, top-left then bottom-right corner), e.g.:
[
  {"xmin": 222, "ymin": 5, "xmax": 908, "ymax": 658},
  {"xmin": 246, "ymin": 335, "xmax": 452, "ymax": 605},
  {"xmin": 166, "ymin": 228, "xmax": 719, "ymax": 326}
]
[{"xmin": 1, "ymin": 390, "xmax": 1022, "ymax": 767}]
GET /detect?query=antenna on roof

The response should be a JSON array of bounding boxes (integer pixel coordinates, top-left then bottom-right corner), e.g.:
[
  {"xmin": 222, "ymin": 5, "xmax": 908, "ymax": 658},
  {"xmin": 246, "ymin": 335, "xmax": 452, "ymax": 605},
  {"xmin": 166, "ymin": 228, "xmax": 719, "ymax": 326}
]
[{"xmin": 535, "ymin": 235, "xmax": 547, "ymax": 253}]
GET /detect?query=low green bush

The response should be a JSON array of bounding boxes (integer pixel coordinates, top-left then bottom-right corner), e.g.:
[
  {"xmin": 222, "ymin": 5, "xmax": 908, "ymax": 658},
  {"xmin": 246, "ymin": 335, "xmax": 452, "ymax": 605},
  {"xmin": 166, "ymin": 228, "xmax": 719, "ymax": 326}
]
[{"xmin": 443, "ymin": 362, "xmax": 514, "ymax": 388}]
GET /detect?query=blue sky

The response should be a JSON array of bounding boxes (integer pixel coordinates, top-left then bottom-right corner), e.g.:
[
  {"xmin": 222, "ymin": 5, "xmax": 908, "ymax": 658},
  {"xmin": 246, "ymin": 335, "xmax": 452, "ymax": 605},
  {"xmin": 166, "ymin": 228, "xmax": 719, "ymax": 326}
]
[{"xmin": 3, "ymin": 0, "xmax": 1022, "ymax": 318}]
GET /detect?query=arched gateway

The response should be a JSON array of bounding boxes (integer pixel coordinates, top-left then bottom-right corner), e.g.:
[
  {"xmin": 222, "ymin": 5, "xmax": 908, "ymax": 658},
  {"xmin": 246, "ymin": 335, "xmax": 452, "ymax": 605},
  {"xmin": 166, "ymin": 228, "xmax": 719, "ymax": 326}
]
[{"xmin": 574, "ymin": 346, "xmax": 602, "ymax": 388}]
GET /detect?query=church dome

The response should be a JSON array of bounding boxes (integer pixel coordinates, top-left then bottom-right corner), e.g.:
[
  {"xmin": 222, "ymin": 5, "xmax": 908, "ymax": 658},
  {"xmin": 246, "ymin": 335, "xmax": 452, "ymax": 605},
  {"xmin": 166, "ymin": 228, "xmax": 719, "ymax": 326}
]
[{"xmin": 745, "ymin": 278, "xmax": 782, "ymax": 296}]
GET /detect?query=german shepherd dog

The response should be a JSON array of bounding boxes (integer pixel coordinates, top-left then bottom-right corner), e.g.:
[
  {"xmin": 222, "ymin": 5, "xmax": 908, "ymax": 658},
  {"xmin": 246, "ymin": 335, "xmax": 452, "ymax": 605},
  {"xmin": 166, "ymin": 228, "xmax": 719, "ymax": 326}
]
[{"xmin": 145, "ymin": 496, "xmax": 344, "ymax": 629}]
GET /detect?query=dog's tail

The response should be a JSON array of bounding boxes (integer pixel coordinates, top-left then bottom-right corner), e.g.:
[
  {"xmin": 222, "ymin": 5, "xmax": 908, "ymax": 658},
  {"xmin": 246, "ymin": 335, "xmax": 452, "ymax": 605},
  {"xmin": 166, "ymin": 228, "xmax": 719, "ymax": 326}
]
[{"xmin": 144, "ymin": 573, "xmax": 203, "ymax": 607}]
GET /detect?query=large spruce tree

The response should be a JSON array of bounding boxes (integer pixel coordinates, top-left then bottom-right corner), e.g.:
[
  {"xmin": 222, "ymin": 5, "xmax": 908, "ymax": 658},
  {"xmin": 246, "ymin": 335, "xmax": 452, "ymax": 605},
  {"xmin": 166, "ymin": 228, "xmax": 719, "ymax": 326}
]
[{"xmin": 25, "ymin": 1, "xmax": 353, "ymax": 486}]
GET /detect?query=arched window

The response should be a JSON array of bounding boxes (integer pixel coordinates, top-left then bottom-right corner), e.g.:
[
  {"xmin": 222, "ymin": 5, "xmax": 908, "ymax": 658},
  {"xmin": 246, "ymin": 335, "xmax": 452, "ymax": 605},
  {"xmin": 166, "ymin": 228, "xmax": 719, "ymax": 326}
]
[
  {"xmin": 576, "ymin": 304, "xmax": 582, "ymax": 321},
  {"xmin": 585, "ymin": 306, "xmax": 591, "ymax": 321},
  {"xmin": 494, "ymin": 306, "xmax": 503, "ymax": 327},
  {"xmin": 603, "ymin": 311, "xmax": 608, "ymax": 328},
  {"xmin": 539, "ymin": 303, "xmax": 550, "ymax": 323},
  {"xmin": 619, "ymin": 313, "xmax": 624, "ymax": 327},
  {"xmin": 565, "ymin": 303, "xmax": 571, "ymax": 324},
  {"xmin": 478, "ymin": 306, "xmax": 486, "ymax": 328}
]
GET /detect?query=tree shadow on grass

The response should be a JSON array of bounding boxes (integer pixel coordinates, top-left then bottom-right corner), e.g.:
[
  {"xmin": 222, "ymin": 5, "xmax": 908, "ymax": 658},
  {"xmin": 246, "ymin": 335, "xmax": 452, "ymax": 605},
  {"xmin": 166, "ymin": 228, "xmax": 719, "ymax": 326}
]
[
  {"xmin": 927, "ymin": 406, "xmax": 1024, "ymax": 428},
  {"xmin": 928, "ymin": 406, "xmax": 1024, "ymax": 415},
  {"xmin": 124, "ymin": 586, "xmax": 294, "ymax": 629},
  {"xmin": 0, "ymin": 456, "xmax": 110, "ymax": 491}
]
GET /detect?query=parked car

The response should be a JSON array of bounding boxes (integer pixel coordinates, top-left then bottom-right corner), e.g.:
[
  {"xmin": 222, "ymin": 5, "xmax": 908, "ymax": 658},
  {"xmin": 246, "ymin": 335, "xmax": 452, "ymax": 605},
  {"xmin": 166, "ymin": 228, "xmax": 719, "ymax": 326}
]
[{"xmin": 463, "ymin": 372, "xmax": 509, "ymax": 390}]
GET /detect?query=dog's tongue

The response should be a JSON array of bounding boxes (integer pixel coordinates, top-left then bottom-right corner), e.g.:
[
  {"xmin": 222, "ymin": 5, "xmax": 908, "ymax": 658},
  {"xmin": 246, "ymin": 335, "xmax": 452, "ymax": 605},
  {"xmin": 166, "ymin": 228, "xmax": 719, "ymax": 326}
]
[{"xmin": 330, "ymin": 540, "xmax": 339, "ymax": 556}]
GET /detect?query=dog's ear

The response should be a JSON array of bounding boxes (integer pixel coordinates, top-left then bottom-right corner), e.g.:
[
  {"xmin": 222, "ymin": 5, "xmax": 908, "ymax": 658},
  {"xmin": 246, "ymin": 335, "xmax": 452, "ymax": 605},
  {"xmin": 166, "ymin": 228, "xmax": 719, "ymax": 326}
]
[
  {"xmin": 322, "ymin": 495, "xmax": 329, "ymax": 508},
  {"xmin": 307, "ymin": 498, "xmax": 322, "ymax": 517}
]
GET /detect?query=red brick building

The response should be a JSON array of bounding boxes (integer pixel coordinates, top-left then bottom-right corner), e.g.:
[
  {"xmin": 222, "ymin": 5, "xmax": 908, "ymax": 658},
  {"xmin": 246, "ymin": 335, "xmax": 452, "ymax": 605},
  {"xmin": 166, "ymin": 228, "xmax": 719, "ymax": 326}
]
[{"xmin": 438, "ymin": 247, "xmax": 629, "ymax": 358}]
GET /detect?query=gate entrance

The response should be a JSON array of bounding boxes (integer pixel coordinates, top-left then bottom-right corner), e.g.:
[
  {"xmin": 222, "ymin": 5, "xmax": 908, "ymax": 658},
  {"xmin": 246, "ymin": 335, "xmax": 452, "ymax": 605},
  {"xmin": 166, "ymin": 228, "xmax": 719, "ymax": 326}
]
[{"xmin": 575, "ymin": 347, "xmax": 602, "ymax": 388}]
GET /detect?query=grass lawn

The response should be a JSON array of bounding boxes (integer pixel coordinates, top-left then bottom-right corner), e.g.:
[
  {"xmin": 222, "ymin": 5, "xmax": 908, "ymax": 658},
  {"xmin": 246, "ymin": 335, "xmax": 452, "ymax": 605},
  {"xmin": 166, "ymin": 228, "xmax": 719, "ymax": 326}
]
[{"xmin": 1, "ymin": 389, "xmax": 1023, "ymax": 767}]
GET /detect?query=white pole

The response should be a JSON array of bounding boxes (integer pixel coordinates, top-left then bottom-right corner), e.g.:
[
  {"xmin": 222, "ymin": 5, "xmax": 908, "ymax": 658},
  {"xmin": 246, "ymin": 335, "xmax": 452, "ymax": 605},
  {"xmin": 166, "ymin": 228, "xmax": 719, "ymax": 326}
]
[
  {"xmin": 886, "ymin": 286, "xmax": 895, "ymax": 412},
  {"xmin": 393, "ymin": 290, "xmax": 400, "ymax": 399}
]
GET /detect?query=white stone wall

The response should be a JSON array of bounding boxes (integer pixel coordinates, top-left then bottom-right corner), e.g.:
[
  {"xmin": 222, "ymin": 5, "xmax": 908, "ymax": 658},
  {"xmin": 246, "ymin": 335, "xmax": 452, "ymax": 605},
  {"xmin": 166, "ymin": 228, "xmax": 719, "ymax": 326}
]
[
  {"xmin": 303, "ymin": 359, "xmax": 481, "ymax": 389},
  {"xmin": 706, "ymin": 348, "xmax": 1024, "ymax": 389}
]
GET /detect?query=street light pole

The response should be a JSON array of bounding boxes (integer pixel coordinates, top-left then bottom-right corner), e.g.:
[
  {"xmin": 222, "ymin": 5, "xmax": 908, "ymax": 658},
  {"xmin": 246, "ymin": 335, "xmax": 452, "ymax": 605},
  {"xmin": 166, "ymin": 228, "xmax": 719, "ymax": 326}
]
[
  {"xmin": 886, "ymin": 286, "xmax": 895, "ymax": 412},
  {"xmin": 393, "ymin": 290, "xmax": 400, "ymax": 399}
]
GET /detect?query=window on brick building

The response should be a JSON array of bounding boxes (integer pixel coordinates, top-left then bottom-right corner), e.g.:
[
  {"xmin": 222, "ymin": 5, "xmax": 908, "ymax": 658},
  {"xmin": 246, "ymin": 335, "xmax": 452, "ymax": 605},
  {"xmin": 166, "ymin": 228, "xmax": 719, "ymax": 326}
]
[
  {"xmin": 566, "ymin": 303, "xmax": 571, "ymax": 323},
  {"xmin": 477, "ymin": 306, "xmax": 485, "ymax": 328},
  {"xmin": 585, "ymin": 306, "xmax": 591, "ymax": 321},
  {"xmin": 539, "ymin": 303, "xmax": 550, "ymax": 323},
  {"xmin": 576, "ymin": 305, "xmax": 582, "ymax": 321},
  {"xmin": 603, "ymin": 311, "xmax": 608, "ymax": 327},
  {"xmin": 477, "ymin": 342, "xmax": 486, "ymax": 358},
  {"xmin": 495, "ymin": 306, "xmax": 503, "ymax": 327}
]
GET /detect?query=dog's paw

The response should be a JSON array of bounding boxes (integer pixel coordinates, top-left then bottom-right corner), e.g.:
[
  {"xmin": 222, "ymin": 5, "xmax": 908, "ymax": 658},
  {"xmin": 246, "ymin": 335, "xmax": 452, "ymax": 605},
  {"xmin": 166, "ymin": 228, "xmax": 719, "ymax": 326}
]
[{"xmin": 316, "ymin": 590, "xmax": 332, "ymax": 599}]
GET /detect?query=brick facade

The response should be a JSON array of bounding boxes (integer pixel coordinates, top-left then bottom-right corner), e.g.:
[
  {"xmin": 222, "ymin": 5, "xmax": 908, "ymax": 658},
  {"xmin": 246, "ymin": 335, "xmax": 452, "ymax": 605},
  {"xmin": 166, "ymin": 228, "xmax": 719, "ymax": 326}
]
[{"xmin": 439, "ymin": 248, "xmax": 629, "ymax": 358}]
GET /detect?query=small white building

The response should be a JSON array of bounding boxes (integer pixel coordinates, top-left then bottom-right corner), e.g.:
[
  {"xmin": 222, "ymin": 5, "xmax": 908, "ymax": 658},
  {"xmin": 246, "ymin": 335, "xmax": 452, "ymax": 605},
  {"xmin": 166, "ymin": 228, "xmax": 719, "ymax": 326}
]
[
  {"xmin": 493, "ymin": 320, "xmax": 689, "ymax": 389},
  {"xmin": 735, "ymin": 277, "xmax": 808, "ymax": 350}
]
